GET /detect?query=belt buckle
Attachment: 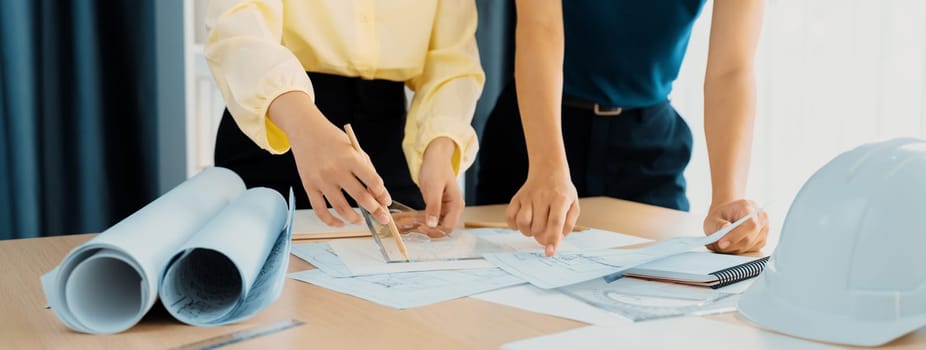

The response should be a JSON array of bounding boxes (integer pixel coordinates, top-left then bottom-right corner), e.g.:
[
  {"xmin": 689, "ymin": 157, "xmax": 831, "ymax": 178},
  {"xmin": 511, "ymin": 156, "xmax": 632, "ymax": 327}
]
[{"xmin": 593, "ymin": 104, "xmax": 623, "ymax": 116}]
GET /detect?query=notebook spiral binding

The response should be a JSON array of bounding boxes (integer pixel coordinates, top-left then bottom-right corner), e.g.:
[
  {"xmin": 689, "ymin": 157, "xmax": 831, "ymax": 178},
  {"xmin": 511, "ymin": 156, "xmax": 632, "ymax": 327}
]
[{"xmin": 709, "ymin": 256, "xmax": 770, "ymax": 289}]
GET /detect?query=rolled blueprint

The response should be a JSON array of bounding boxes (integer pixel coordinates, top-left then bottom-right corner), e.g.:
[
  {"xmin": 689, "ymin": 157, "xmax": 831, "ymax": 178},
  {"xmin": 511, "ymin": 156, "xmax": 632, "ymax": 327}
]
[
  {"xmin": 160, "ymin": 187, "xmax": 291, "ymax": 326},
  {"xmin": 41, "ymin": 167, "xmax": 294, "ymax": 334}
]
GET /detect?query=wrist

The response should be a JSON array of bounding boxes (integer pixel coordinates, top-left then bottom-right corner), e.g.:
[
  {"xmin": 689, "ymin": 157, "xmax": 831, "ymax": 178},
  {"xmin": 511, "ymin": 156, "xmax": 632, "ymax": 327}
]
[
  {"xmin": 709, "ymin": 173, "xmax": 747, "ymax": 207},
  {"xmin": 268, "ymin": 91, "xmax": 310, "ymax": 131},
  {"xmin": 529, "ymin": 165, "xmax": 570, "ymax": 179},
  {"xmin": 528, "ymin": 152, "xmax": 569, "ymax": 176},
  {"xmin": 710, "ymin": 192, "xmax": 742, "ymax": 209},
  {"xmin": 268, "ymin": 91, "xmax": 337, "ymax": 147},
  {"xmin": 424, "ymin": 137, "xmax": 456, "ymax": 157},
  {"xmin": 423, "ymin": 137, "xmax": 458, "ymax": 171}
]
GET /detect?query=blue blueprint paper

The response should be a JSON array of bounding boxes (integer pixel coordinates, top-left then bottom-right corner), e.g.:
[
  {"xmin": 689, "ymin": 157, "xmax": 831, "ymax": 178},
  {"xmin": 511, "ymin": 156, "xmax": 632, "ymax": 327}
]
[
  {"xmin": 483, "ymin": 211, "xmax": 758, "ymax": 289},
  {"xmin": 288, "ymin": 268, "xmax": 524, "ymax": 309}
]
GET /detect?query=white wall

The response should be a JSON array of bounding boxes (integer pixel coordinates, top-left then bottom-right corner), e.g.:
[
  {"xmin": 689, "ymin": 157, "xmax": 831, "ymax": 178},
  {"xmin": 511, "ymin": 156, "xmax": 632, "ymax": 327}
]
[
  {"xmin": 673, "ymin": 0, "xmax": 926, "ymax": 250},
  {"xmin": 185, "ymin": 0, "xmax": 226, "ymax": 177}
]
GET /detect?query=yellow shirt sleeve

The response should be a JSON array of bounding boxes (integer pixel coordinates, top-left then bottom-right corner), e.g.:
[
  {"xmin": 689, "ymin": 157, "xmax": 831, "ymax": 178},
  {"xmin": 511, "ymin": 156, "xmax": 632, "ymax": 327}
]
[
  {"xmin": 403, "ymin": 0, "xmax": 486, "ymax": 184},
  {"xmin": 204, "ymin": 0, "xmax": 313, "ymax": 154}
]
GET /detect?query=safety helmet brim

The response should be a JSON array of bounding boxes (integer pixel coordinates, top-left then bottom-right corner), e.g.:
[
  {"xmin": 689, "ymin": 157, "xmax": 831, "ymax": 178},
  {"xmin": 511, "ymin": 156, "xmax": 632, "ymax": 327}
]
[{"xmin": 738, "ymin": 274, "xmax": 926, "ymax": 347}]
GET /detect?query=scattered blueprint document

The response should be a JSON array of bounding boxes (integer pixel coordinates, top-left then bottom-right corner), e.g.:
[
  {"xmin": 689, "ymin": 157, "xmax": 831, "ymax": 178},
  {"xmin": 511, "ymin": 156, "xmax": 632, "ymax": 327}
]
[
  {"xmin": 483, "ymin": 211, "xmax": 758, "ymax": 289},
  {"xmin": 471, "ymin": 285, "xmax": 632, "ymax": 326},
  {"xmin": 326, "ymin": 227, "xmax": 650, "ymax": 276},
  {"xmin": 290, "ymin": 242, "xmax": 354, "ymax": 277},
  {"xmin": 289, "ymin": 268, "xmax": 524, "ymax": 309}
]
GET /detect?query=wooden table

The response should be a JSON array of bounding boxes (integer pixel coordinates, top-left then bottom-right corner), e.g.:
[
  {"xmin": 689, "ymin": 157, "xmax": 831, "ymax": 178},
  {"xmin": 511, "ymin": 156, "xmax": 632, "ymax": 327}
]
[{"xmin": 1, "ymin": 197, "xmax": 923, "ymax": 349}]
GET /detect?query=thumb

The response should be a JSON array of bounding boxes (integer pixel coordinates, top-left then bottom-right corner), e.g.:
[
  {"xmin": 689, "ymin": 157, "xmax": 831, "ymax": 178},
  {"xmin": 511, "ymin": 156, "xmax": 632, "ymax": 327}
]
[
  {"xmin": 716, "ymin": 222, "xmax": 734, "ymax": 249},
  {"xmin": 708, "ymin": 222, "xmax": 733, "ymax": 251},
  {"xmin": 422, "ymin": 183, "xmax": 442, "ymax": 228}
]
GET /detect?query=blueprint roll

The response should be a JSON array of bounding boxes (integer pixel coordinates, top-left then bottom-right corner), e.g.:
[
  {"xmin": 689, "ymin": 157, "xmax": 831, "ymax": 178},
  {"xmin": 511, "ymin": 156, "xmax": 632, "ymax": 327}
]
[
  {"xmin": 159, "ymin": 187, "xmax": 291, "ymax": 326},
  {"xmin": 41, "ymin": 167, "xmax": 246, "ymax": 334}
]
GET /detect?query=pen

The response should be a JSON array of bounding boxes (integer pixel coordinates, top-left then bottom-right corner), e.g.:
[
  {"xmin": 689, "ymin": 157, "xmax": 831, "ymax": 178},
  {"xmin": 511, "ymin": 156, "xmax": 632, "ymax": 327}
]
[
  {"xmin": 463, "ymin": 220, "xmax": 591, "ymax": 232},
  {"xmin": 344, "ymin": 124, "xmax": 410, "ymax": 260}
]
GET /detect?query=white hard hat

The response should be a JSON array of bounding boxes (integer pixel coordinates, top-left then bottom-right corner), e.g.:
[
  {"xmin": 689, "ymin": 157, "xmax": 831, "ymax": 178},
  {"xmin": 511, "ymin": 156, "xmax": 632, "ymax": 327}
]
[{"xmin": 738, "ymin": 138, "xmax": 926, "ymax": 347}]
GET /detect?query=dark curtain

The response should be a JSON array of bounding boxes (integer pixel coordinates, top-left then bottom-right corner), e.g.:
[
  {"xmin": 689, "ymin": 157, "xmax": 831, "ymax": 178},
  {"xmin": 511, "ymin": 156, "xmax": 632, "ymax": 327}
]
[
  {"xmin": 0, "ymin": 0, "xmax": 159, "ymax": 239},
  {"xmin": 468, "ymin": 0, "xmax": 516, "ymax": 204}
]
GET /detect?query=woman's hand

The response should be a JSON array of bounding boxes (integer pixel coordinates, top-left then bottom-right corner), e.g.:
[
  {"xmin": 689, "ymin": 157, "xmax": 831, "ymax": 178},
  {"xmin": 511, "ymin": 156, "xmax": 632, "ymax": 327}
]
[
  {"xmin": 418, "ymin": 137, "xmax": 464, "ymax": 234},
  {"xmin": 506, "ymin": 168, "xmax": 579, "ymax": 257},
  {"xmin": 268, "ymin": 92, "xmax": 392, "ymax": 227},
  {"xmin": 703, "ymin": 199, "xmax": 768, "ymax": 254}
]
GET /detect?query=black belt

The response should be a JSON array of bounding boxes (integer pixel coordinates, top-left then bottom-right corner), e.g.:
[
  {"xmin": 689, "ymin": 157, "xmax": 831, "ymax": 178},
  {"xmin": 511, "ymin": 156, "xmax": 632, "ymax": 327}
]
[{"xmin": 563, "ymin": 96, "xmax": 623, "ymax": 116}]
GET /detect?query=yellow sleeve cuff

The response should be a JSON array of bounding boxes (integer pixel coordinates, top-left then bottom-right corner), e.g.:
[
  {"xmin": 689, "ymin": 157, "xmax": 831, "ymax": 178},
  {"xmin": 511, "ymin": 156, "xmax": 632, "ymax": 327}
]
[
  {"xmin": 263, "ymin": 111, "xmax": 291, "ymax": 154},
  {"xmin": 403, "ymin": 115, "xmax": 479, "ymax": 184},
  {"xmin": 255, "ymin": 86, "xmax": 314, "ymax": 155},
  {"xmin": 223, "ymin": 62, "xmax": 314, "ymax": 155}
]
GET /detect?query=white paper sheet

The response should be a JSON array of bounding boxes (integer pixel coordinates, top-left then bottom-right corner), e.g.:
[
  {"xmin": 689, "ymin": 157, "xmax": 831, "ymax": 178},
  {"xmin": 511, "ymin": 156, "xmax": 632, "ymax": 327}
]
[
  {"xmin": 288, "ymin": 267, "xmax": 524, "ymax": 309},
  {"xmin": 470, "ymin": 276, "xmax": 750, "ymax": 326},
  {"xmin": 41, "ymin": 167, "xmax": 295, "ymax": 334},
  {"xmin": 327, "ymin": 238, "xmax": 496, "ymax": 275},
  {"xmin": 482, "ymin": 249, "xmax": 654, "ymax": 290},
  {"xmin": 469, "ymin": 228, "xmax": 651, "ymax": 250},
  {"xmin": 502, "ymin": 317, "xmax": 840, "ymax": 350},
  {"xmin": 327, "ymin": 228, "xmax": 649, "ymax": 276},
  {"xmin": 566, "ymin": 228, "xmax": 651, "ymax": 249},
  {"xmin": 483, "ymin": 211, "xmax": 757, "ymax": 289},
  {"xmin": 290, "ymin": 242, "xmax": 354, "ymax": 277},
  {"xmin": 292, "ymin": 208, "xmax": 368, "ymax": 240},
  {"xmin": 471, "ymin": 285, "xmax": 632, "ymax": 326}
]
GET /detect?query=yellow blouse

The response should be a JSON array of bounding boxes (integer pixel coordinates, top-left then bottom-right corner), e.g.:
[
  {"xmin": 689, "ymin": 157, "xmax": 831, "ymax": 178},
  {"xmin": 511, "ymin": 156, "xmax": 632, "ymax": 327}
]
[{"xmin": 205, "ymin": 0, "xmax": 485, "ymax": 182}]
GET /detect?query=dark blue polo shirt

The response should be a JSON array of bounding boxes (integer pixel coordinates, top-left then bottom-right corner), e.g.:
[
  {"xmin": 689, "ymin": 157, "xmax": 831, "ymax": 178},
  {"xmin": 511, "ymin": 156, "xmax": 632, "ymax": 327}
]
[{"xmin": 563, "ymin": 0, "xmax": 707, "ymax": 109}]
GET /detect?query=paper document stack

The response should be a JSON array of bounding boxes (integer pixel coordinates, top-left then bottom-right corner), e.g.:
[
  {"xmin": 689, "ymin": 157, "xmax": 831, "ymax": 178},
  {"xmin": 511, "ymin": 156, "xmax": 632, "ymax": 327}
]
[
  {"xmin": 289, "ymin": 228, "xmax": 651, "ymax": 309},
  {"xmin": 42, "ymin": 167, "xmax": 295, "ymax": 334},
  {"xmin": 288, "ymin": 208, "xmax": 764, "ymax": 325},
  {"xmin": 474, "ymin": 211, "xmax": 764, "ymax": 323}
]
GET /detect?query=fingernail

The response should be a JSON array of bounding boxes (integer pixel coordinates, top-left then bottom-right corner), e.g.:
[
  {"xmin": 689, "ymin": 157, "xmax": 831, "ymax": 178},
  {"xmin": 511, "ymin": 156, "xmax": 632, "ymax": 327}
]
[
  {"xmin": 378, "ymin": 213, "xmax": 390, "ymax": 224},
  {"xmin": 546, "ymin": 244, "xmax": 555, "ymax": 256},
  {"xmin": 384, "ymin": 193, "xmax": 393, "ymax": 206},
  {"xmin": 427, "ymin": 215, "xmax": 438, "ymax": 228},
  {"xmin": 719, "ymin": 240, "xmax": 730, "ymax": 249}
]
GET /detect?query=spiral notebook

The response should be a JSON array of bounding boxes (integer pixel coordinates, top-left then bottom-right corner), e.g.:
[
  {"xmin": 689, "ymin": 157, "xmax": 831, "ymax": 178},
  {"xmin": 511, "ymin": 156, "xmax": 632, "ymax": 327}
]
[{"xmin": 623, "ymin": 252, "xmax": 769, "ymax": 289}]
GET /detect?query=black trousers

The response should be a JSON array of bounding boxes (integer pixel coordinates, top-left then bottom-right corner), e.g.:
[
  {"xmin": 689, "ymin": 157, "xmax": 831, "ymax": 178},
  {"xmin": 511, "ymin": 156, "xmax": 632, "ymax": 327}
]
[
  {"xmin": 476, "ymin": 81, "xmax": 693, "ymax": 211},
  {"xmin": 214, "ymin": 72, "xmax": 425, "ymax": 210}
]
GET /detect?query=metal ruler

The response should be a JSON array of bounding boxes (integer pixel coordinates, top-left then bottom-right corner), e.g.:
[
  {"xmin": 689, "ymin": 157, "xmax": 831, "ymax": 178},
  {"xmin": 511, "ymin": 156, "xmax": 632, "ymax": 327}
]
[{"xmin": 172, "ymin": 319, "xmax": 305, "ymax": 350}]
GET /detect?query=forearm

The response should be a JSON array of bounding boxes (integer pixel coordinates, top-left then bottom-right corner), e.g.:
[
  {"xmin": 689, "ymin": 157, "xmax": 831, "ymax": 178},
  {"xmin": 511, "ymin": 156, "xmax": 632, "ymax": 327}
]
[
  {"xmin": 267, "ymin": 91, "xmax": 338, "ymax": 147},
  {"xmin": 704, "ymin": 70, "xmax": 756, "ymax": 205},
  {"xmin": 508, "ymin": 0, "xmax": 577, "ymax": 254},
  {"xmin": 514, "ymin": 20, "xmax": 567, "ymax": 174}
]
